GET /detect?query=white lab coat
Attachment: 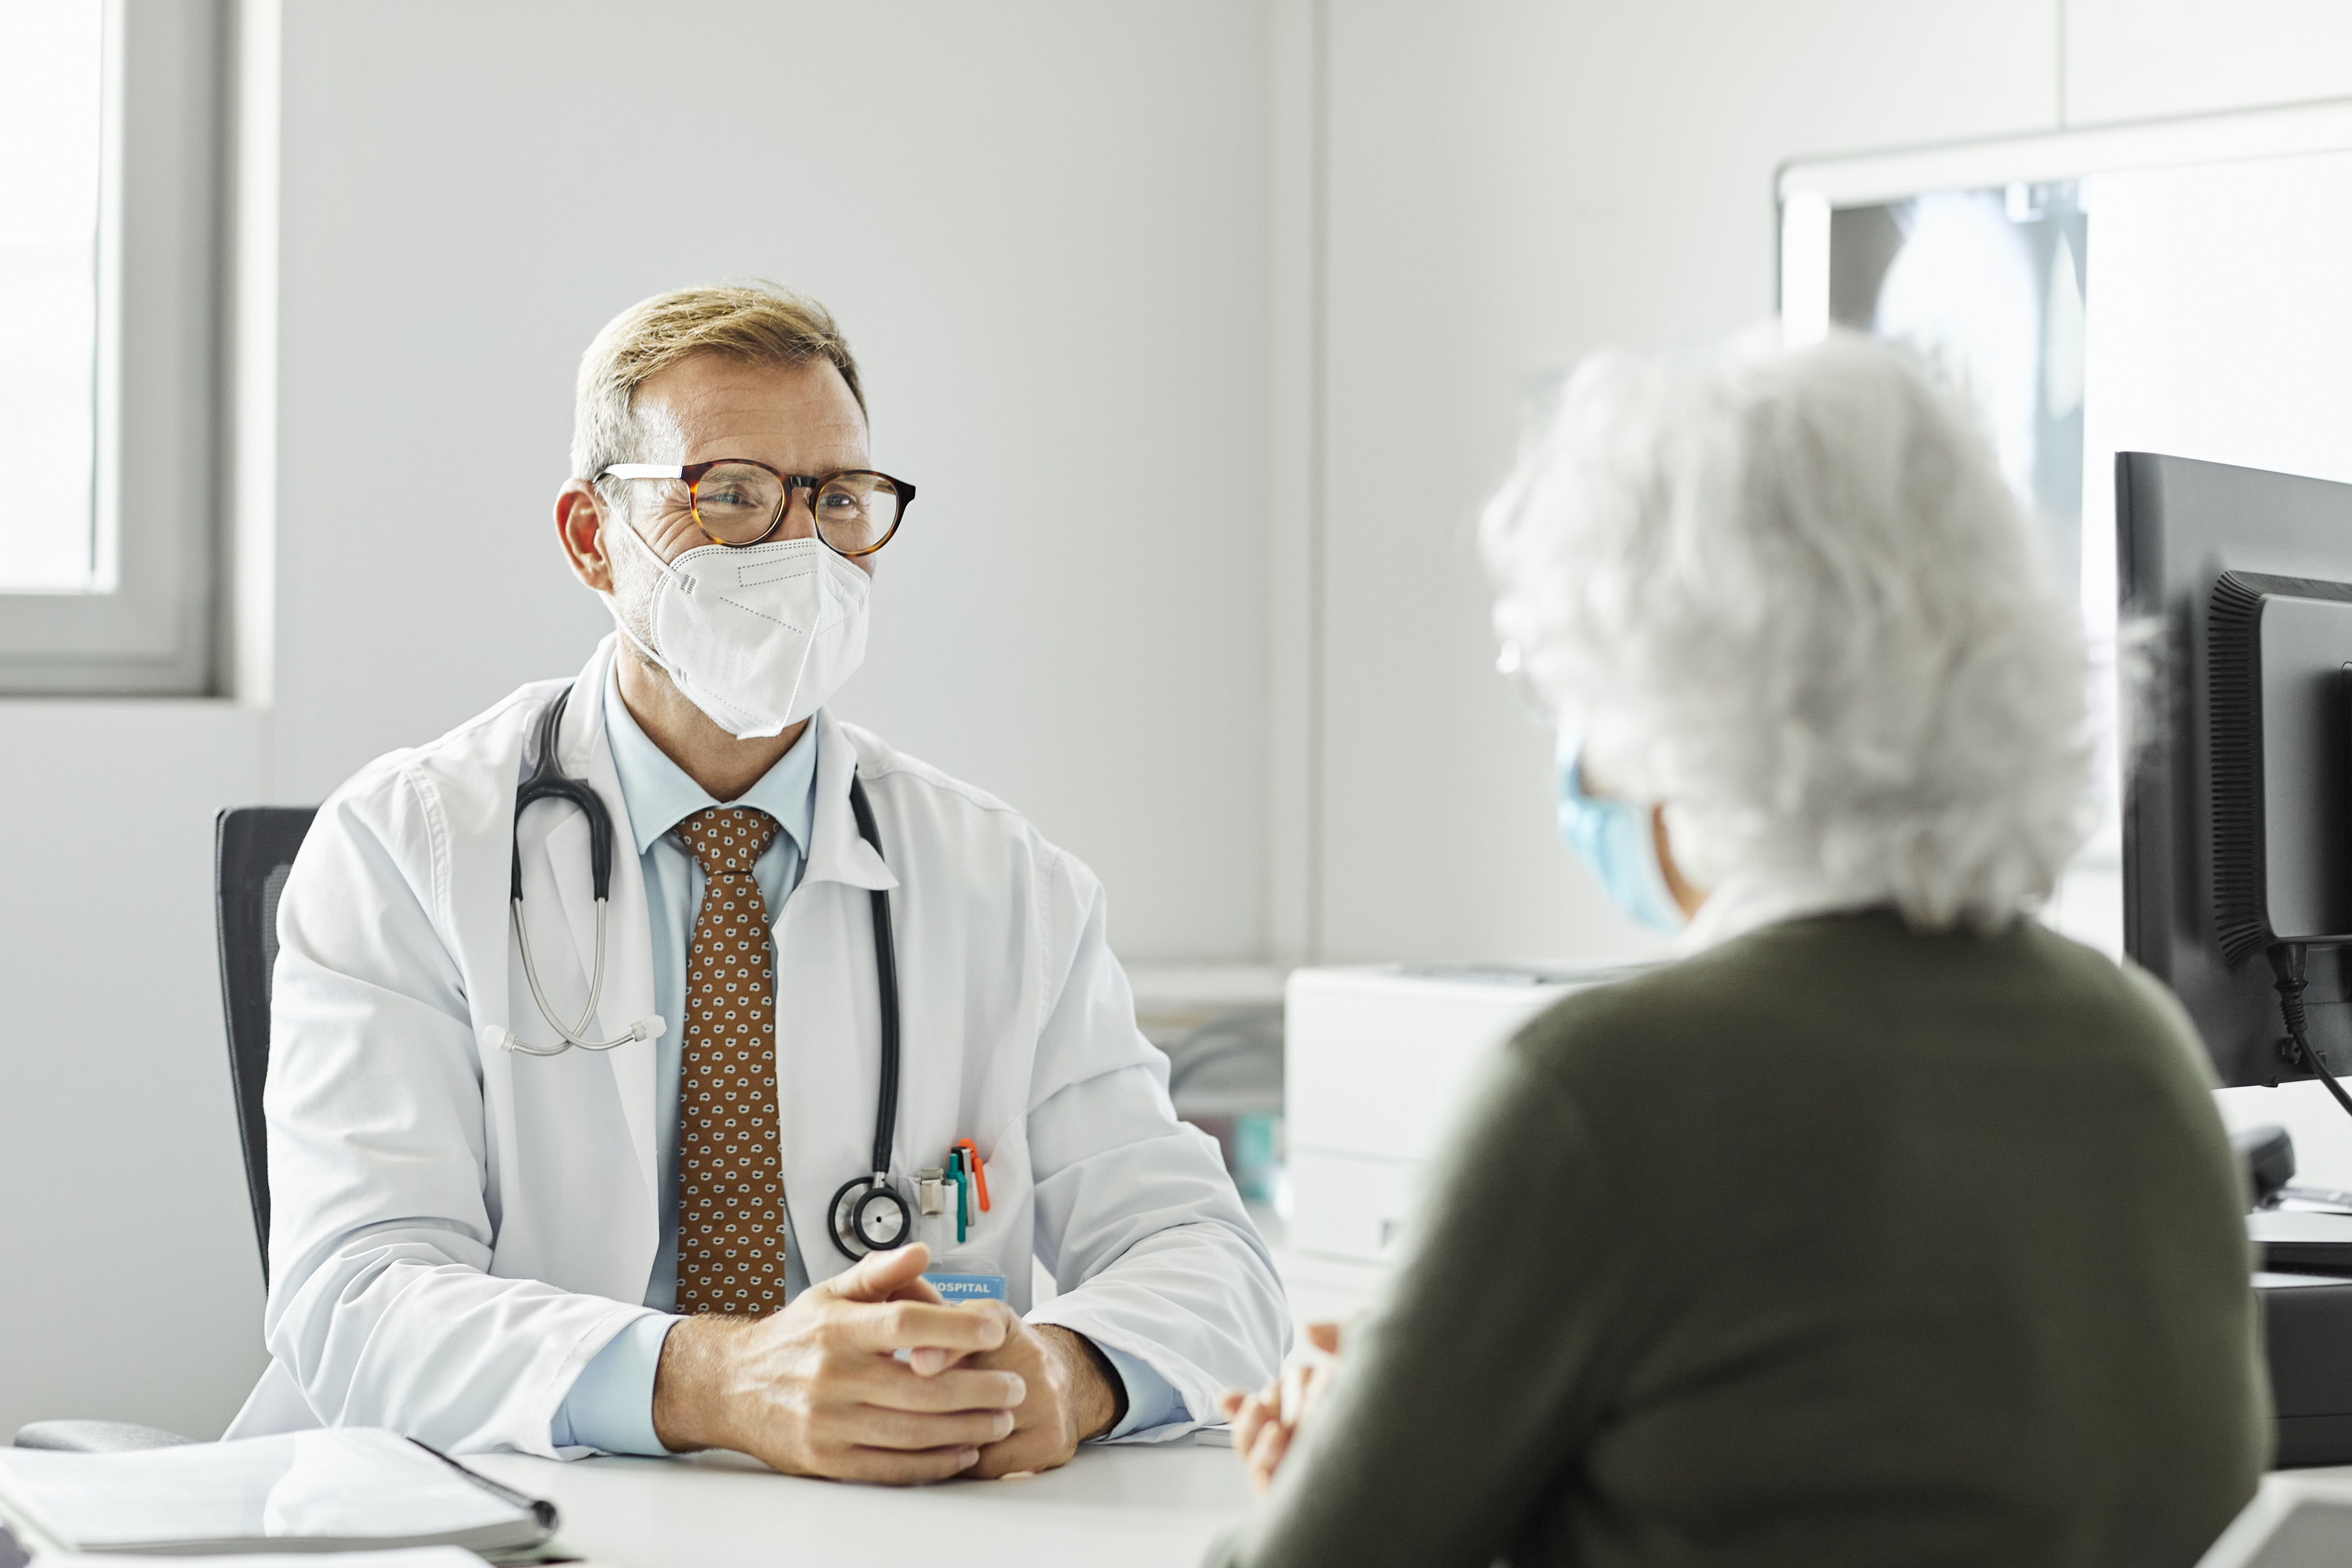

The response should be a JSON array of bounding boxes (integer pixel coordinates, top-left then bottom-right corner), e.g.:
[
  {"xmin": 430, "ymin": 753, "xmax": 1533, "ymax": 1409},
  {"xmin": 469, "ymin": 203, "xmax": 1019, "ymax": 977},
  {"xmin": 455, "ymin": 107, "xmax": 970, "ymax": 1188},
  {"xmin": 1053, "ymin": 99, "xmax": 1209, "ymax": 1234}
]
[{"xmin": 225, "ymin": 636, "xmax": 1287, "ymax": 1456}]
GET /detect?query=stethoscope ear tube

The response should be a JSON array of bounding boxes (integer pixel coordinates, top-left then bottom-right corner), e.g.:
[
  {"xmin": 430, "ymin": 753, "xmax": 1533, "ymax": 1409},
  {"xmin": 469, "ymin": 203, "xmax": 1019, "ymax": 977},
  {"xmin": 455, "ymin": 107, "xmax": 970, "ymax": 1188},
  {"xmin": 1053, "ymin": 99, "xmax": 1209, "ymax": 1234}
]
[
  {"xmin": 831, "ymin": 773, "xmax": 909, "ymax": 1258},
  {"xmin": 512, "ymin": 687, "xmax": 616, "ymax": 902},
  {"xmin": 847, "ymin": 776, "xmax": 901, "ymax": 1189},
  {"xmin": 496, "ymin": 684, "xmax": 666, "ymax": 1054}
]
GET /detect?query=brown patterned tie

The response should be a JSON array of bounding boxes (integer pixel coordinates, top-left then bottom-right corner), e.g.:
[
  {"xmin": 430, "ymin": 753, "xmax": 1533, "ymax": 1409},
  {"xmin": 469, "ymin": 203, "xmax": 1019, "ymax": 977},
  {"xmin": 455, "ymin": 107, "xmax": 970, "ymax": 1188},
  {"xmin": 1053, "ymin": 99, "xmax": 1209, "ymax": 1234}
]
[{"xmin": 673, "ymin": 806, "xmax": 786, "ymax": 1316}]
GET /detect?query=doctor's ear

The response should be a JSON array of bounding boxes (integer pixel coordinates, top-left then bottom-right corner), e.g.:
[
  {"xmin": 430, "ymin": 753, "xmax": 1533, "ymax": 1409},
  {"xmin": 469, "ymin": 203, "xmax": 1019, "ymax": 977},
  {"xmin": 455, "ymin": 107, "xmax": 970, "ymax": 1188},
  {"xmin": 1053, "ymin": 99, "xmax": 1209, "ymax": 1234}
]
[{"xmin": 554, "ymin": 481, "xmax": 616, "ymax": 594}]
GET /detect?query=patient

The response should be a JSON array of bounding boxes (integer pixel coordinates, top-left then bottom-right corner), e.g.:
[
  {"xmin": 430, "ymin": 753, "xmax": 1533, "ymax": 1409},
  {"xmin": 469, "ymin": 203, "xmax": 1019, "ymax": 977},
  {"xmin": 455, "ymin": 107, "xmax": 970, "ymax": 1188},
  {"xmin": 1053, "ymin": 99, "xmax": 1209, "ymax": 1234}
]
[{"xmin": 1210, "ymin": 331, "xmax": 2267, "ymax": 1567}]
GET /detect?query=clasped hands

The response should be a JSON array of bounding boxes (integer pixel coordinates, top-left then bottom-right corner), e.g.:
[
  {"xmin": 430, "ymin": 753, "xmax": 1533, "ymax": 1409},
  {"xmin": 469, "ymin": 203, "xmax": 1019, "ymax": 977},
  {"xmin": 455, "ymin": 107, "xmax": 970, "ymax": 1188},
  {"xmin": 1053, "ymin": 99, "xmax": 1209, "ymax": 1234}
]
[{"xmin": 651, "ymin": 1243, "xmax": 1123, "ymax": 1483}]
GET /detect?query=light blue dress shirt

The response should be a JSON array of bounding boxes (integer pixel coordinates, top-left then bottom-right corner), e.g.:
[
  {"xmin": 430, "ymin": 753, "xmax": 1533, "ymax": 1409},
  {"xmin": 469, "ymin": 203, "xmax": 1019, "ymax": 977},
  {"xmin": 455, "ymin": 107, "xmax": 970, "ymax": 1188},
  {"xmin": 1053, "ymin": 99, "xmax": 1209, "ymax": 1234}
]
[{"xmin": 554, "ymin": 674, "xmax": 1185, "ymax": 1453}]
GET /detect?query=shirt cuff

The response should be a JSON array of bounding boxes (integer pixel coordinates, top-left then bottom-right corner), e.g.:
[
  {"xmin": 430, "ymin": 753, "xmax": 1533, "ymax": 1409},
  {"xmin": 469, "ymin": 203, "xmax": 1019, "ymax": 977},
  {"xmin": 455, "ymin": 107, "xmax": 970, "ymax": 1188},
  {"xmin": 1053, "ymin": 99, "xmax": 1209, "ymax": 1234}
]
[
  {"xmin": 1096, "ymin": 1341, "xmax": 1189, "ymax": 1439},
  {"xmin": 550, "ymin": 1314, "xmax": 678, "ymax": 1455}
]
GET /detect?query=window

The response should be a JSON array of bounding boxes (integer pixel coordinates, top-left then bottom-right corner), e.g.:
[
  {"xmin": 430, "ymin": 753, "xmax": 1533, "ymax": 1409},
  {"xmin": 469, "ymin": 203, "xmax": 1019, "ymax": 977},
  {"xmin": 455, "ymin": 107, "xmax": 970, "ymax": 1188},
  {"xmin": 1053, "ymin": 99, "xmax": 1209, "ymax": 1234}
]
[
  {"xmin": 0, "ymin": 3, "xmax": 104, "ymax": 590},
  {"xmin": 0, "ymin": 0, "xmax": 226, "ymax": 694}
]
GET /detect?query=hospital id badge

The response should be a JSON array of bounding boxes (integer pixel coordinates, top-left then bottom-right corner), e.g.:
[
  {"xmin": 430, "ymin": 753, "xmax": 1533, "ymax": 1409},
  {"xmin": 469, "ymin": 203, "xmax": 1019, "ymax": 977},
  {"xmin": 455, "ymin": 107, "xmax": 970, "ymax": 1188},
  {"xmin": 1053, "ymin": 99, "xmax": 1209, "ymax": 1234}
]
[
  {"xmin": 895, "ymin": 1261, "xmax": 1006, "ymax": 1357},
  {"xmin": 923, "ymin": 1269, "xmax": 1007, "ymax": 1303}
]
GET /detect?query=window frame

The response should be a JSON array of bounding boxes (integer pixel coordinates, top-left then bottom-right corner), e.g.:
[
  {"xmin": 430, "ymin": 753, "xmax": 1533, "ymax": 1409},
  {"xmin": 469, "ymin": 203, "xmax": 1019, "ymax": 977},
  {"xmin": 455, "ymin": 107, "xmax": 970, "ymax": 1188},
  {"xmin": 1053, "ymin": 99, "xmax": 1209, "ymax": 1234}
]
[{"xmin": 0, "ymin": 0, "xmax": 227, "ymax": 695}]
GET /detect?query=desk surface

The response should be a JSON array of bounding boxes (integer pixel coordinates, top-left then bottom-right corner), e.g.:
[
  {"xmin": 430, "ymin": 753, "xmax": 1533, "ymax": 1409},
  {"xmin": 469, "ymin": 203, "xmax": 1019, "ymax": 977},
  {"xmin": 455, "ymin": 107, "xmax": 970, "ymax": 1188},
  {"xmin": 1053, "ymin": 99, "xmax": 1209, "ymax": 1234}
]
[{"xmin": 466, "ymin": 1442, "xmax": 1251, "ymax": 1568}]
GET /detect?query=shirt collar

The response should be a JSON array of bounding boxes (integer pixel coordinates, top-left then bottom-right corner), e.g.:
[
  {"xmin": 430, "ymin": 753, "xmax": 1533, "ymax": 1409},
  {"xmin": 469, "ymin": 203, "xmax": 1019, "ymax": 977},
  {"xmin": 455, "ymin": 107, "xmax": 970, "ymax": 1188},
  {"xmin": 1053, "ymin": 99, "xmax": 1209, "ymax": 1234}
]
[{"xmin": 601, "ymin": 665, "xmax": 819, "ymax": 858}]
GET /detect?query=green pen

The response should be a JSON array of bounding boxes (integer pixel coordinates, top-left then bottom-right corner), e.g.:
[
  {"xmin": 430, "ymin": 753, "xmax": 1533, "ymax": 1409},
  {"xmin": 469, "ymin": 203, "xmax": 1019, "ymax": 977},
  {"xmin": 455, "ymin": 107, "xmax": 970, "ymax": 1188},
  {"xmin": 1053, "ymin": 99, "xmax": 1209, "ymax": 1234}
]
[{"xmin": 948, "ymin": 1153, "xmax": 968, "ymax": 1245}]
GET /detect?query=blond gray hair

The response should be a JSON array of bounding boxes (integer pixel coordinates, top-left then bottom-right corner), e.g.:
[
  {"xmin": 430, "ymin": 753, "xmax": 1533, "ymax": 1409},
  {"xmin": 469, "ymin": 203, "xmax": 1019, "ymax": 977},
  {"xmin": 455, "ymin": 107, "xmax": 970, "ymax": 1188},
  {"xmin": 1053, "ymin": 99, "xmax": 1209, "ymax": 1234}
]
[{"xmin": 570, "ymin": 281, "xmax": 866, "ymax": 488}]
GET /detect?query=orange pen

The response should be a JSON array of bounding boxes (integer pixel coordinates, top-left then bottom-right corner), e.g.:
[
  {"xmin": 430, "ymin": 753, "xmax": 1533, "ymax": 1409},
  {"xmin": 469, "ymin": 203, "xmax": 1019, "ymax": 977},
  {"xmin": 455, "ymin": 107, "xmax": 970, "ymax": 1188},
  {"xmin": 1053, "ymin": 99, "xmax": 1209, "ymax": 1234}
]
[{"xmin": 955, "ymin": 1138, "xmax": 991, "ymax": 1211}]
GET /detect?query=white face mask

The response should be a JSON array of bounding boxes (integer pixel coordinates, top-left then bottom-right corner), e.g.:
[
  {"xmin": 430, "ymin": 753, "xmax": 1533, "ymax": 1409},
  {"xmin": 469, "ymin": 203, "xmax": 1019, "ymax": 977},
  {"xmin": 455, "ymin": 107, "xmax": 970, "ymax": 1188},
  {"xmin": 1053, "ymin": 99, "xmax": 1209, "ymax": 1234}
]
[{"xmin": 604, "ymin": 514, "xmax": 872, "ymax": 739}]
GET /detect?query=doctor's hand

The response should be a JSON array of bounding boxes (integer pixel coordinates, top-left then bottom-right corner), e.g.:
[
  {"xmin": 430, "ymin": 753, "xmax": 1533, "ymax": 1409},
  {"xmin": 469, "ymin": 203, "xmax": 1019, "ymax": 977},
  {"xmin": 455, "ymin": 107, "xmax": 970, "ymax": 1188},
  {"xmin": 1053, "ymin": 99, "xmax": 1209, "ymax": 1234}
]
[
  {"xmin": 650, "ymin": 1243, "xmax": 1027, "ymax": 1484},
  {"xmin": 1219, "ymin": 1319, "xmax": 1343, "ymax": 1492},
  {"xmin": 916, "ymin": 1304, "xmax": 1124, "ymax": 1479}
]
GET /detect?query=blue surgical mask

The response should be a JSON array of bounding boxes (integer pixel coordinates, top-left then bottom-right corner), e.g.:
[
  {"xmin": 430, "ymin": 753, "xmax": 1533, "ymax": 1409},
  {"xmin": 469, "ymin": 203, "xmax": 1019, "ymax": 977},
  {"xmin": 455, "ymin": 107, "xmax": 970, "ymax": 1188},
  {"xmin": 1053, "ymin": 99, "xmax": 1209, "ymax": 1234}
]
[{"xmin": 1555, "ymin": 731, "xmax": 1686, "ymax": 932}]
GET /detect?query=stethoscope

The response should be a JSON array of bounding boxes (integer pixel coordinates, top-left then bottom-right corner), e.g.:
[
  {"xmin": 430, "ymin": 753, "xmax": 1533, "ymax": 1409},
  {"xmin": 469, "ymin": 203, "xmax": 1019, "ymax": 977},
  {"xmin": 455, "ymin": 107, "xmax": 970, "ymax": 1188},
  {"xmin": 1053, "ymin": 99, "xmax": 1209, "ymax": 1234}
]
[{"xmin": 485, "ymin": 684, "xmax": 914, "ymax": 1260}]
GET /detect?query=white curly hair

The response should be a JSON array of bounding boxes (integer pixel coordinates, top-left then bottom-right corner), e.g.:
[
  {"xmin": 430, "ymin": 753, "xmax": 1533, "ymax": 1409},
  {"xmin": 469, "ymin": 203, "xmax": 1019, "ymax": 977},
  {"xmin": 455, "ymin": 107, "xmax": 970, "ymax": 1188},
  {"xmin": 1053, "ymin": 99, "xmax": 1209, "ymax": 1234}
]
[{"xmin": 1481, "ymin": 328, "xmax": 2094, "ymax": 932}]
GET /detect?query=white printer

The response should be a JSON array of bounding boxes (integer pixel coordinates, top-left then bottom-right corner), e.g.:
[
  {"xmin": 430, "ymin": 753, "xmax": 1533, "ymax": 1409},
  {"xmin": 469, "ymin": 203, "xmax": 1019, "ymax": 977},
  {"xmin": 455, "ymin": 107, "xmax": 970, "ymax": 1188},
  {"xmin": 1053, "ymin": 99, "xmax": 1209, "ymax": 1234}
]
[{"xmin": 1284, "ymin": 962, "xmax": 1647, "ymax": 1261}]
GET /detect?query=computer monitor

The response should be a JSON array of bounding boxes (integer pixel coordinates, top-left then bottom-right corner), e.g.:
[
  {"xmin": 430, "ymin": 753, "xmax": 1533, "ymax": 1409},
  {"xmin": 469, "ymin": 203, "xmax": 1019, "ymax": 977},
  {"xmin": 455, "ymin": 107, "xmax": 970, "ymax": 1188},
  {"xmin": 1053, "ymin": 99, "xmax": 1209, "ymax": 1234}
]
[{"xmin": 2119, "ymin": 452, "xmax": 2352, "ymax": 1089}]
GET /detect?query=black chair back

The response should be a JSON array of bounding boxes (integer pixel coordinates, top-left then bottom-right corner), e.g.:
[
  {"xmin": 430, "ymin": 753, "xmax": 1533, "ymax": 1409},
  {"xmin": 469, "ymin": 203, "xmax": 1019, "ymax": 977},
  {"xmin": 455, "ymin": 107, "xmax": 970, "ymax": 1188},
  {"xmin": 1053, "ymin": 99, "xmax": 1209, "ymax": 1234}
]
[{"xmin": 213, "ymin": 807, "xmax": 317, "ymax": 1281}]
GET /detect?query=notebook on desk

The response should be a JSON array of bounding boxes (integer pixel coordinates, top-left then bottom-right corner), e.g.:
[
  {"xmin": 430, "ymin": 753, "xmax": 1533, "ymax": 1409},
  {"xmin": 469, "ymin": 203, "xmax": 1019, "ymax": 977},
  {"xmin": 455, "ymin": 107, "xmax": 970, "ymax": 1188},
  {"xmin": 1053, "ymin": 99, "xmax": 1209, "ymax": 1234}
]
[{"xmin": 0, "ymin": 1428, "xmax": 557, "ymax": 1557}]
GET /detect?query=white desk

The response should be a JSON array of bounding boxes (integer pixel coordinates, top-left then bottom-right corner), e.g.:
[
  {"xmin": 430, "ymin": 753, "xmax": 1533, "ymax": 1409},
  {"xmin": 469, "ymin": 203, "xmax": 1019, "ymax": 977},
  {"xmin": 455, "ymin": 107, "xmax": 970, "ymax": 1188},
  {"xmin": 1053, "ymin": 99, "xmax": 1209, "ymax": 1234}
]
[{"xmin": 465, "ymin": 1442, "xmax": 1252, "ymax": 1568}]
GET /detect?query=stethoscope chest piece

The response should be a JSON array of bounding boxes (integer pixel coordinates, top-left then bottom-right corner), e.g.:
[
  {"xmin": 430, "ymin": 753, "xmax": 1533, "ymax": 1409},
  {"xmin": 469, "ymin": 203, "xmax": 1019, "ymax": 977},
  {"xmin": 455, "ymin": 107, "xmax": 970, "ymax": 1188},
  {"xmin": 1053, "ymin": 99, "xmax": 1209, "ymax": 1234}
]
[{"xmin": 830, "ymin": 1174, "xmax": 913, "ymax": 1256}]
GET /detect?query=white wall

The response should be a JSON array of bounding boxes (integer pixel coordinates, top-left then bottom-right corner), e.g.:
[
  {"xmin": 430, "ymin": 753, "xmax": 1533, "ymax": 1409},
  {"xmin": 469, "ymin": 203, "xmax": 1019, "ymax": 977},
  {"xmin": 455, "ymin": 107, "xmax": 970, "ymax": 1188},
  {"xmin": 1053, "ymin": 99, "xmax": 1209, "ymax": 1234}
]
[
  {"xmin": 7, "ymin": 0, "xmax": 2352, "ymax": 1443},
  {"xmin": 2067, "ymin": 0, "xmax": 2352, "ymax": 125},
  {"xmin": 0, "ymin": 704, "xmax": 264, "ymax": 1441}
]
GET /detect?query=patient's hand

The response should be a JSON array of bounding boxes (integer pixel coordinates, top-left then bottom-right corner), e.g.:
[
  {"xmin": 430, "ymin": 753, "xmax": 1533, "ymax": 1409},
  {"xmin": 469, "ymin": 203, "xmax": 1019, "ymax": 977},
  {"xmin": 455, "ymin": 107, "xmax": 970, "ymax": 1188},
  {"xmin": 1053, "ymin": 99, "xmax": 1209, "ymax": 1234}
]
[
  {"xmin": 651, "ymin": 1243, "xmax": 1027, "ymax": 1484},
  {"xmin": 1218, "ymin": 1319, "xmax": 1342, "ymax": 1491}
]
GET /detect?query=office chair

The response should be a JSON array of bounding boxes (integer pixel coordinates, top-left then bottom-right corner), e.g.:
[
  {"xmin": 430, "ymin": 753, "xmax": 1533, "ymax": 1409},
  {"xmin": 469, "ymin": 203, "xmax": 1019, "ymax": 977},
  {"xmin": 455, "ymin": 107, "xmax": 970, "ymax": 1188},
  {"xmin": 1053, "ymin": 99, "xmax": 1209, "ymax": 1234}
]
[
  {"xmin": 211, "ymin": 806, "xmax": 318, "ymax": 1279},
  {"xmin": 11, "ymin": 808, "xmax": 317, "ymax": 1454}
]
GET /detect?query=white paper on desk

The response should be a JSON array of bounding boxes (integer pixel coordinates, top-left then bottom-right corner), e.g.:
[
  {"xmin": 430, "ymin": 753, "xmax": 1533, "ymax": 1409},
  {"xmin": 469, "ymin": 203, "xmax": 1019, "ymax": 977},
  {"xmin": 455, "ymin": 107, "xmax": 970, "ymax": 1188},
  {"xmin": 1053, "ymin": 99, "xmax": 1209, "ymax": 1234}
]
[
  {"xmin": 0, "ymin": 1429, "xmax": 544, "ymax": 1555},
  {"xmin": 66, "ymin": 1552, "xmax": 481, "ymax": 1566}
]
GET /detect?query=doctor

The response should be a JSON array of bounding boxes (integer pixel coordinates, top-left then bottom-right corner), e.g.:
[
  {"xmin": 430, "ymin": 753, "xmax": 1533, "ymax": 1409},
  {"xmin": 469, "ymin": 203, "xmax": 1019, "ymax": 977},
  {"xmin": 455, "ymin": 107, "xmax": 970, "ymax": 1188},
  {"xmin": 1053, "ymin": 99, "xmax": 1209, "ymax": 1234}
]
[{"xmin": 227, "ymin": 283, "xmax": 1287, "ymax": 1481}]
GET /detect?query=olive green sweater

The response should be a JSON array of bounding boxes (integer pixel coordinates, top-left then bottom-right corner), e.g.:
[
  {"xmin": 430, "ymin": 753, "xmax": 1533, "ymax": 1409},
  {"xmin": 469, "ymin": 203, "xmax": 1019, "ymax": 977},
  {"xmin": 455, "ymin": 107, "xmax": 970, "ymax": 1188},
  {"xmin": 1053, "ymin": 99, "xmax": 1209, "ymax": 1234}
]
[{"xmin": 1213, "ymin": 911, "xmax": 2267, "ymax": 1568}]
